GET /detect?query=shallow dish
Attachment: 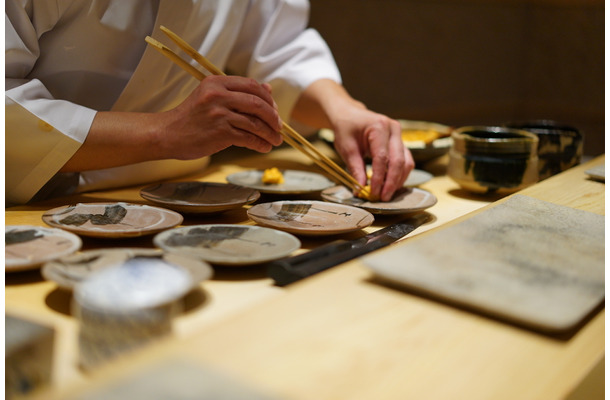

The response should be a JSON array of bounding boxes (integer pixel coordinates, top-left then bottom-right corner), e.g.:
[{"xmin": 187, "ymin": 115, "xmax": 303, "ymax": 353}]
[
  {"xmin": 404, "ymin": 169, "xmax": 433, "ymax": 187},
  {"xmin": 42, "ymin": 248, "xmax": 213, "ymax": 291},
  {"xmin": 399, "ymin": 120, "xmax": 453, "ymax": 164},
  {"xmin": 153, "ymin": 224, "xmax": 301, "ymax": 266},
  {"xmin": 321, "ymin": 186, "xmax": 437, "ymax": 215},
  {"xmin": 365, "ymin": 166, "xmax": 432, "ymax": 187},
  {"xmin": 6, "ymin": 225, "xmax": 83, "ymax": 272},
  {"xmin": 247, "ymin": 200, "xmax": 374, "ymax": 236},
  {"xmin": 42, "ymin": 202, "xmax": 183, "ymax": 238},
  {"xmin": 226, "ymin": 169, "xmax": 335, "ymax": 194},
  {"xmin": 140, "ymin": 181, "xmax": 260, "ymax": 214},
  {"xmin": 585, "ymin": 164, "xmax": 605, "ymax": 182}
]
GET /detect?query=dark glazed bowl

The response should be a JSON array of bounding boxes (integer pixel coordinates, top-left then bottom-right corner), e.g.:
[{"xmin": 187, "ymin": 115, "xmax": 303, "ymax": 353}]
[
  {"xmin": 503, "ymin": 120, "xmax": 583, "ymax": 180},
  {"xmin": 448, "ymin": 126, "xmax": 539, "ymax": 194}
]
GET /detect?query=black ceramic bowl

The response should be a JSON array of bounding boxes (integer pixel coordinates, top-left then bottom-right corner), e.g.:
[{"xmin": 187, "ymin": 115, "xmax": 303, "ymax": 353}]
[
  {"xmin": 448, "ymin": 126, "xmax": 539, "ymax": 194},
  {"xmin": 503, "ymin": 120, "xmax": 583, "ymax": 180}
]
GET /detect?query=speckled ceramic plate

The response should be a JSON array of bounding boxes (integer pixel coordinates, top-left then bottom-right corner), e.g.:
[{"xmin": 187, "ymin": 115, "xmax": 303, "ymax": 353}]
[
  {"xmin": 226, "ymin": 169, "xmax": 335, "ymax": 194},
  {"xmin": 403, "ymin": 169, "xmax": 434, "ymax": 187},
  {"xmin": 140, "ymin": 181, "xmax": 260, "ymax": 214},
  {"xmin": 321, "ymin": 186, "xmax": 438, "ymax": 215},
  {"xmin": 5, "ymin": 225, "xmax": 82, "ymax": 272},
  {"xmin": 365, "ymin": 166, "xmax": 432, "ymax": 187},
  {"xmin": 42, "ymin": 202, "xmax": 183, "ymax": 238},
  {"xmin": 153, "ymin": 224, "xmax": 301, "ymax": 266},
  {"xmin": 42, "ymin": 248, "xmax": 213, "ymax": 291},
  {"xmin": 247, "ymin": 200, "xmax": 374, "ymax": 236},
  {"xmin": 585, "ymin": 164, "xmax": 605, "ymax": 182}
]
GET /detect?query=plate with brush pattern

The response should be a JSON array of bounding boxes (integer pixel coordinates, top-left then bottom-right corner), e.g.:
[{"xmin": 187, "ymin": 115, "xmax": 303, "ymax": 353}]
[
  {"xmin": 247, "ymin": 200, "xmax": 374, "ymax": 236},
  {"xmin": 42, "ymin": 202, "xmax": 183, "ymax": 238}
]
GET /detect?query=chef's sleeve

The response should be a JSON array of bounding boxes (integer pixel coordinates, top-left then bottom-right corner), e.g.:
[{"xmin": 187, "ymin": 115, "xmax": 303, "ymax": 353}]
[{"xmin": 5, "ymin": 1, "xmax": 96, "ymax": 205}]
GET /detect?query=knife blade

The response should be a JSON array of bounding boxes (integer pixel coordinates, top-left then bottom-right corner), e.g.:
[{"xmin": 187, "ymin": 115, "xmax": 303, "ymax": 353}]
[{"xmin": 267, "ymin": 212, "xmax": 431, "ymax": 286}]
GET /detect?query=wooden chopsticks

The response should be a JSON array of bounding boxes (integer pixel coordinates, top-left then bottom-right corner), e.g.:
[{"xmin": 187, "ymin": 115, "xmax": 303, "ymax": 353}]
[{"xmin": 145, "ymin": 26, "xmax": 372, "ymax": 200}]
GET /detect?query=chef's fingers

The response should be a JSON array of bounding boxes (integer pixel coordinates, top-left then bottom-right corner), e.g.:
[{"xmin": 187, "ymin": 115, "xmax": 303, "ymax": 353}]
[
  {"xmin": 367, "ymin": 118, "xmax": 412, "ymax": 201},
  {"xmin": 222, "ymin": 76, "xmax": 277, "ymax": 108},
  {"xmin": 228, "ymin": 111, "xmax": 284, "ymax": 151},
  {"xmin": 380, "ymin": 121, "xmax": 413, "ymax": 201}
]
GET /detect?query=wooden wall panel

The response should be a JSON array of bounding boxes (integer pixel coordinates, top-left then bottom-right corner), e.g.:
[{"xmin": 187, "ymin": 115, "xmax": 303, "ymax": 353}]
[{"xmin": 309, "ymin": 0, "xmax": 604, "ymax": 156}]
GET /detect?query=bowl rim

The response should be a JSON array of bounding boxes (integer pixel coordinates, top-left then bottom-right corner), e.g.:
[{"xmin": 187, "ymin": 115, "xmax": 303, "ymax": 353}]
[
  {"xmin": 453, "ymin": 125, "xmax": 538, "ymax": 143},
  {"xmin": 502, "ymin": 120, "xmax": 582, "ymax": 138}
]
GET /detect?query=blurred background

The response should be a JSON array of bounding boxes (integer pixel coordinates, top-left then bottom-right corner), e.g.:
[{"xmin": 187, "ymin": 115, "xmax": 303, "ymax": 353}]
[{"xmin": 309, "ymin": 0, "xmax": 604, "ymax": 157}]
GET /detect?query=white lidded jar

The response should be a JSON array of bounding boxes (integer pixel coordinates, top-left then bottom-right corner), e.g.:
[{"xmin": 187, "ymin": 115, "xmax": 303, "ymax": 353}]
[{"xmin": 72, "ymin": 256, "xmax": 193, "ymax": 370}]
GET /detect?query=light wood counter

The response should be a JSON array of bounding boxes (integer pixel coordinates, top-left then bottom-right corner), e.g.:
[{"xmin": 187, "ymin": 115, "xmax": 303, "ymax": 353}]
[{"xmin": 6, "ymin": 144, "xmax": 604, "ymax": 399}]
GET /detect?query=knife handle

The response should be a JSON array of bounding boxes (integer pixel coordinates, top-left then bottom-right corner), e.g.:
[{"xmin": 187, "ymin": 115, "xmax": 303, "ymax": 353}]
[{"xmin": 267, "ymin": 239, "xmax": 383, "ymax": 287}]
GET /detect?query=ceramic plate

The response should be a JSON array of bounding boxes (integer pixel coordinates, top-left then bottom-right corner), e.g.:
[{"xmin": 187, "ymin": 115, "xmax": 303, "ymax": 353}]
[
  {"xmin": 321, "ymin": 186, "xmax": 437, "ymax": 215},
  {"xmin": 153, "ymin": 224, "xmax": 301, "ymax": 266},
  {"xmin": 42, "ymin": 248, "xmax": 213, "ymax": 291},
  {"xmin": 226, "ymin": 169, "xmax": 335, "ymax": 194},
  {"xmin": 404, "ymin": 169, "xmax": 434, "ymax": 187},
  {"xmin": 399, "ymin": 120, "xmax": 453, "ymax": 164},
  {"xmin": 5, "ymin": 225, "xmax": 82, "ymax": 272},
  {"xmin": 140, "ymin": 181, "xmax": 260, "ymax": 214},
  {"xmin": 247, "ymin": 200, "xmax": 374, "ymax": 236},
  {"xmin": 366, "ymin": 166, "xmax": 432, "ymax": 187},
  {"xmin": 585, "ymin": 164, "xmax": 605, "ymax": 182},
  {"xmin": 42, "ymin": 202, "xmax": 183, "ymax": 238}
]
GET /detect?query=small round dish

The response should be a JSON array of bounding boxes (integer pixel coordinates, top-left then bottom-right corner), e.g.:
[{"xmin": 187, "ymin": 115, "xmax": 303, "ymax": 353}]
[
  {"xmin": 42, "ymin": 248, "xmax": 213, "ymax": 291},
  {"xmin": 5, "ymin": 225, "xmax": 82, "ymax": 272},
  {"xmin": 226, "ymin": 169, "xmax": 335, "ymax": 194},
  {"xmin": 321, "ymin": 186, "xmax": 437, "ymax": 215},
  {"xmin": 585, "ymin": 164, "xmax": 605, "ymax": 182},
  {"xmin": 42, "ymin": 202, "xmax": 183, "ymax": 238},
  {"xmin": 404, "ymin": 169, "xmax": 433, "ymax": 186},
  {"xmin": 153, "ymin": 224, "xmax": 301, "ymax": 266},
  {"xmin": 400, "ymin": 120, "xmax": 453, "ymax": 164},
  {"xmin": 140, "ymin": 181, "xmax": 260, "ymax": 214},
  {"xmin": 247, "ymin": 200, "xmax": 374, "ymax": 236},
  {"xmin": 366, "ymin": 166, "xmax": 432, "ymax": 187}
]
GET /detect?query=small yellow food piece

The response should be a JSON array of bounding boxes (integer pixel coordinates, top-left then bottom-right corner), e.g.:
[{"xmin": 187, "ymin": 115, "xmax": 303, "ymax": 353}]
[
  {"xmin": 401, "ymin": 129, "xmax": 440, "ymax": 144},
  {"xmin": 262, "ymin": 167, "xmax": 284, "ymax": 184},
  {"xmin": 356, "ymin": 185, "xmax": 380, "ymax": 202}
]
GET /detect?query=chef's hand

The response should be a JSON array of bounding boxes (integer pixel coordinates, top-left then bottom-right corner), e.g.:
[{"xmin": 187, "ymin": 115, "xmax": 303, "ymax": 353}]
[
  {"xmin": 332, "ymin": 105, "xmax": 414, "ymax": 202},
  {"xmin": 61, "ymin": 75, "xmax": 284, "ymax": 173},
  {"xmin": 291, "ymin": 79, "xmax": 414, "ymax": 202},
  {"xmin": 162, "ymin": 75, "xmax": 283, "ymax": 158}
]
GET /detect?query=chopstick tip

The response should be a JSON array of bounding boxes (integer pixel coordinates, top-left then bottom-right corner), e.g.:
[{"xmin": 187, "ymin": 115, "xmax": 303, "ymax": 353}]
[{"xmin": 145, "ymin": 36, "xmax": 160, "ymax": 46}]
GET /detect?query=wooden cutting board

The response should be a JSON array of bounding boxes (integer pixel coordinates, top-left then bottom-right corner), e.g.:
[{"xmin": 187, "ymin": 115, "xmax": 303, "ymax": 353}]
[{"xmin": 364, "ymin": 194, "xmax": 605, "ymax": 333}]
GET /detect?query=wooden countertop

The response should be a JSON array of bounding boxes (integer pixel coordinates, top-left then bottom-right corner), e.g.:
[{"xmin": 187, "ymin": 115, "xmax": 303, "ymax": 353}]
[{"xmin": 6, "ymin": 143, "xmax": 605, "ymax": 399}]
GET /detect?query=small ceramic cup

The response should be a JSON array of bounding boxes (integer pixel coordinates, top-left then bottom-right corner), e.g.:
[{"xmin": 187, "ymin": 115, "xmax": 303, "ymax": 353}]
[
  {"xmin": 503, "ymin": 120, "xmax": 583, "ymax": 180},
  {"xmin": 448, "ymin": 126, "xmax": 539, "ymax": 194}
]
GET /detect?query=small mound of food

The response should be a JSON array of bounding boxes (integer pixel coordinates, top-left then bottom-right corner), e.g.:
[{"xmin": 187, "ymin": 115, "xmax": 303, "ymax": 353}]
[
  {"xmin": 401, "ymin": 129, "xmax": 440, "ymax": 145},
  {"xmin": 356, "ymin": 185, "xmax": 380, "ymax": 202},
  {"xmin": 262, "ymin": 167, "xmax": 284, "ymax": 184}
]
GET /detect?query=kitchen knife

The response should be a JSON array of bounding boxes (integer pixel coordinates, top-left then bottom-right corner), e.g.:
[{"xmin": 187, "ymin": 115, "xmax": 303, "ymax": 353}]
[{"xmin": 267, "ymin": 212, "xmax": 431, "ymax": 286}]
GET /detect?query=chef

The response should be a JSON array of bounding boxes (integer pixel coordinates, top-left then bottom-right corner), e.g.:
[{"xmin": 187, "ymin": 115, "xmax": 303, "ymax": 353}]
[{"xmin": 6, "ymin": 0, "xmax": 413, "ymax": 205}]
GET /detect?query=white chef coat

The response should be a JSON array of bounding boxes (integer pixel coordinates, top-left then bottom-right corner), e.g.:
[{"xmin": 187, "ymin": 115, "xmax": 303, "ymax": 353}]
[{"xmin": 5, "ymin": 0, "xmax": 341, "ymax": 205}]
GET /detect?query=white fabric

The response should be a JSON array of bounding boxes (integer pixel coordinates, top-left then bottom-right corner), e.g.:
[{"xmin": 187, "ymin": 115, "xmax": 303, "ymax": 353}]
[{"xmin": 5, "ymin": 0, "xmax": 341, "ymax": 204}]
